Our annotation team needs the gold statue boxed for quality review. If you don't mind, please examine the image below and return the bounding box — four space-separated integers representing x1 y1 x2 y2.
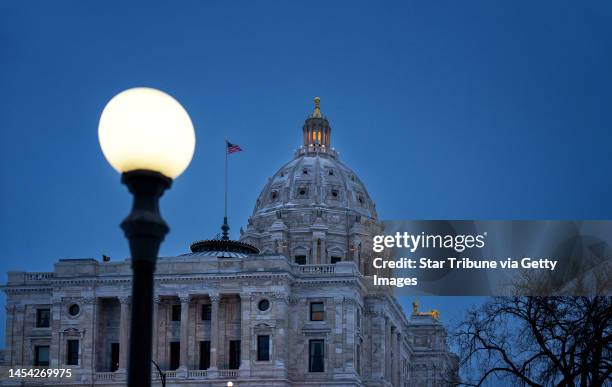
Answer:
412 300 440 320
312 96 322 118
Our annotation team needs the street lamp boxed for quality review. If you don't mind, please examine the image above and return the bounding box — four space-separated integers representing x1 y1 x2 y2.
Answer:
99 87 195 387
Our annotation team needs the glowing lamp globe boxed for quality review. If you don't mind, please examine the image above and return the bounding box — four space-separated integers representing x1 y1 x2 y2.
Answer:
98 87 195 179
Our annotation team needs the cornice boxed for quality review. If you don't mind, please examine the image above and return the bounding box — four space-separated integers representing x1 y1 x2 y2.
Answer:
3 287 53 295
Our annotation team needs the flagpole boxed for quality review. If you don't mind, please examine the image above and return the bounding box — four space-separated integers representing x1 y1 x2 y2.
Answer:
225 137 228 220
222 137 229 240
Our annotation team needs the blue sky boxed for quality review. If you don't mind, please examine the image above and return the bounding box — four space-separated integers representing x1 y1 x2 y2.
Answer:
1 0 611 353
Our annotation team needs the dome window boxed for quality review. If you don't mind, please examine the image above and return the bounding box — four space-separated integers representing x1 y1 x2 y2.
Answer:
302 169 308 175
357 195 364 205
297 187 308 197
270 191 279 200
328 169 334 176
331 189 339 198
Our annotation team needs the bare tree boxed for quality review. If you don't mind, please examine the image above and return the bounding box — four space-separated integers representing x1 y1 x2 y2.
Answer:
454 297 611 386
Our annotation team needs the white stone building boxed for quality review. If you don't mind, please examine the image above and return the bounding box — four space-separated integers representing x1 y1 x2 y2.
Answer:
1 98 458 386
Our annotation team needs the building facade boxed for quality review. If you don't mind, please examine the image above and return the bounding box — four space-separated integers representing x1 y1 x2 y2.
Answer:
1 99 458 386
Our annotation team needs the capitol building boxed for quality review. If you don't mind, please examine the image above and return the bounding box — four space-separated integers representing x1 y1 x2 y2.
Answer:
1 99 458 386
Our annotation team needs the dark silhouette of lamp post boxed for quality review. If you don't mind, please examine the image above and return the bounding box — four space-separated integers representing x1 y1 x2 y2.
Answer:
152 360 166 387
99 87 195 387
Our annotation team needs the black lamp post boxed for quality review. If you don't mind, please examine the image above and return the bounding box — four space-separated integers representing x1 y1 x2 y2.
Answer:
121 170 170 386
99 87 195 387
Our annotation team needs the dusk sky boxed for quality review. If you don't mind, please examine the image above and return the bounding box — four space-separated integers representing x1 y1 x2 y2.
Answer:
1 1 611 348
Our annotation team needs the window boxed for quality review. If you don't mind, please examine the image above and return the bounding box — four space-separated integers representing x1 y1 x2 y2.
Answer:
36 308 50 328
310 302 324 321
257 335 270 361
295 255 306 265
229 340 241 369
201 304 211 321
331 189 339 198
66 339 79 365
170 342 180 370
309 340 324 372
111 343 119 371
172 305 181 321
68 304 80 316
34 345 49 366
199 341 210 369
330 256 342 264
258 299 270 312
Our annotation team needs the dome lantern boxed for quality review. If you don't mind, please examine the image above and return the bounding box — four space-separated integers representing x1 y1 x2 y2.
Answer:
303 97 331 148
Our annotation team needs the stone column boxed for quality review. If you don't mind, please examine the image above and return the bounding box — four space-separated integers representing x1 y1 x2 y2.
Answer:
83 297 97 373
118 296 130 371
273 293 289 378
370 311 386 380
152 296 160 363
320 238 327 264
344 298 356 374
239 293 251 377
394 332 399 386
50 300 62 368
351 238 362 271
209 293 220 372
179 294 190 371
13 305 26 366
395 332 401 386
4 305 15 366
387 322 393 382
333 296 344 371
384 317 390 380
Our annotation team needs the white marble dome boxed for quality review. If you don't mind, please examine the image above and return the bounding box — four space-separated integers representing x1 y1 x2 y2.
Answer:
252 147 377 220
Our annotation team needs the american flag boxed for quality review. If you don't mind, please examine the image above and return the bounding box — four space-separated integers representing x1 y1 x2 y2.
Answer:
226 141 243 154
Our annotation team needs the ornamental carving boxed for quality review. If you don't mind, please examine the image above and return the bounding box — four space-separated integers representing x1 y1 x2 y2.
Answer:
272 292 288 301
